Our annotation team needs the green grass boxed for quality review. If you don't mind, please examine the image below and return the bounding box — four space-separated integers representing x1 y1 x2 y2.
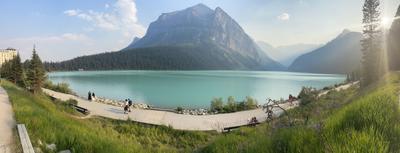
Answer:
2 81 215 153
323 74 400 153
6 72 400 153
202 73 400 153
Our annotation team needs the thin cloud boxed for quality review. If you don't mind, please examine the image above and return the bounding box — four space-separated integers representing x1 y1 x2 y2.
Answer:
277 13 290 21
64 9 80 16
0 33 93 61
64 0 145 37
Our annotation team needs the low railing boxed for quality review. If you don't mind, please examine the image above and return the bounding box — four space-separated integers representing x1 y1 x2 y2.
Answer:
17 124 34 153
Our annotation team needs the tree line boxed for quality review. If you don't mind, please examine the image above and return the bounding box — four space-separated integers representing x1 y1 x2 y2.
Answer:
44 45 267 71
1 47 46 94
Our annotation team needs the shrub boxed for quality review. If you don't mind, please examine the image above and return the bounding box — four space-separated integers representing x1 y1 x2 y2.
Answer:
211 96 258 113
43 80 73 94
243 96 257 110
298 87 318 106
210 98 224 113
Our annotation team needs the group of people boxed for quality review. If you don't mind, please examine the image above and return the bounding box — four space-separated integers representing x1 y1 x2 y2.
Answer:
88 91 96 101
248 117 259 126
124 99 133 114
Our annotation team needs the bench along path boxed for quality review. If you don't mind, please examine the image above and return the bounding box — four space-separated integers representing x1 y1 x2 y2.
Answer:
43 88 299 131
0 87 16 153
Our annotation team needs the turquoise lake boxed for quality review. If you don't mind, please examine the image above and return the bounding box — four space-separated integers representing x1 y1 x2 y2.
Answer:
48 71 345 108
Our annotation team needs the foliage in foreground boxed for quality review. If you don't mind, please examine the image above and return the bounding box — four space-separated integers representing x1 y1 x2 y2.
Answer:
3 81 214 153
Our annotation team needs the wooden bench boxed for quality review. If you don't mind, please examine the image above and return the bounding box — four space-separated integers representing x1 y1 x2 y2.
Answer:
222 122 261 133
70 104 90 115
17 124 35 153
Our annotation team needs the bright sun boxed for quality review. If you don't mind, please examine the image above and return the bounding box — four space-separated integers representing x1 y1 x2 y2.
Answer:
381 17 391 28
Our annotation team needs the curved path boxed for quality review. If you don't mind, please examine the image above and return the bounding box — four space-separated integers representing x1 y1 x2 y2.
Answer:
0 87 16 153
43 88 299 132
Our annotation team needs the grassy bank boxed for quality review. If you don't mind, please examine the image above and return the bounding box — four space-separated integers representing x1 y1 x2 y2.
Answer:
2 81 215 153
202 73 400 153
5 72 400 153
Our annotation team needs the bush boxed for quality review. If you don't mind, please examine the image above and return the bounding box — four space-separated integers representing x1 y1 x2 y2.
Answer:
176 106 183 113
43 80 73 94
243 96 257 110
210 98 224 113
211 96 258 113
298 87 318 106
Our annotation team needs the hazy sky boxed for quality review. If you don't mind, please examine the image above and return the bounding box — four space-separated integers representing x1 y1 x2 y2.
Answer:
0 0 399 61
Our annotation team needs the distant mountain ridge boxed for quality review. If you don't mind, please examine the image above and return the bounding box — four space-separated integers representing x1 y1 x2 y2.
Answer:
45 4 284 71
288 30 362 74
257 41 321 66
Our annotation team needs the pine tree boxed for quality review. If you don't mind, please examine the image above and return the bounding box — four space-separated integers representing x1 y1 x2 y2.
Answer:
26 47 46 94
361 0 383 87
10 54 26 87
0 59 12 81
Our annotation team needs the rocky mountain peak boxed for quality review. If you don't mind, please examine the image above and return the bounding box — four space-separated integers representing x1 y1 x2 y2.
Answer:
122 3 284 70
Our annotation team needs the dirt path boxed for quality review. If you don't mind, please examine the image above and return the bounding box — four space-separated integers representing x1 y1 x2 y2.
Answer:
0 87 16 153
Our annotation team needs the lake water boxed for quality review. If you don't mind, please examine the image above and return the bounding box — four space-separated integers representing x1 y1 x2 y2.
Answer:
48 71 345 108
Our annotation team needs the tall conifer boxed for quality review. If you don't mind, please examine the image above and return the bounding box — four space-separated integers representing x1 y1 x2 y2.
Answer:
361 0 383 86
26 46 46 93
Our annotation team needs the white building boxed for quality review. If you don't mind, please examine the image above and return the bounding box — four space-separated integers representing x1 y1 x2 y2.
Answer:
0 48 17 66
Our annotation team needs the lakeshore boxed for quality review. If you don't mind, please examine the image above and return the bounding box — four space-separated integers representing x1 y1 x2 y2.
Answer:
42 81 356 131
43 88 299 131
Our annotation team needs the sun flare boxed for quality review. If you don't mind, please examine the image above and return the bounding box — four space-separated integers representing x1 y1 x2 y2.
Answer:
381 17 392 28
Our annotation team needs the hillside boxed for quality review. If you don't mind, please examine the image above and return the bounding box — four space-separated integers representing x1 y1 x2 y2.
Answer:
2 81 215 153
288 30 362 74
46 4 284 71
202 73 400 152
6 70 400 152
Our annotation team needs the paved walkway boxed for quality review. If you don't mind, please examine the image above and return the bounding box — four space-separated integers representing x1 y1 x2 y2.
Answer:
44 81 357 132
318 81 359 97
0 87 16 153
43 88 299 132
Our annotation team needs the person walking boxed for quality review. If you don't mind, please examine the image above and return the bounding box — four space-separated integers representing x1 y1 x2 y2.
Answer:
92 92 96 101
128 99 133 112
124 99 129 114
88 91 92 101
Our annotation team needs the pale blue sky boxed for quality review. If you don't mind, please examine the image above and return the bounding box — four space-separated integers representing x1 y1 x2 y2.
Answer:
0 0 399 61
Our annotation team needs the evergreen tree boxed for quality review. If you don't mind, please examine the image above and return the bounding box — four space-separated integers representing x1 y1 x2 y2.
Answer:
10 54 26 87
26 47 46 94
0 59 13 81
361 0 383 87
